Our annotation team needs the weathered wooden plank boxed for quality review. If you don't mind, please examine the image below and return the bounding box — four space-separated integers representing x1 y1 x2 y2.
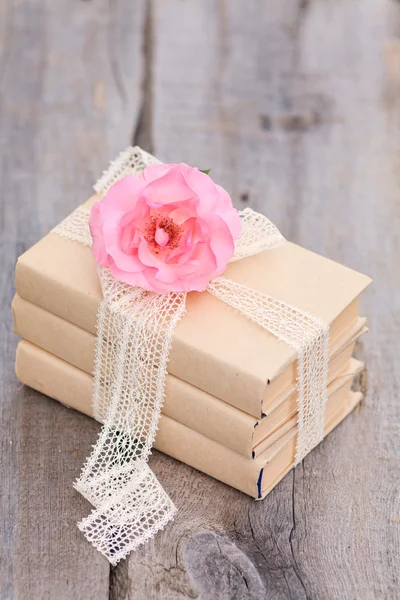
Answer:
0 0 146 597
3 0 400 598
117 0 400 598
283 2 400 598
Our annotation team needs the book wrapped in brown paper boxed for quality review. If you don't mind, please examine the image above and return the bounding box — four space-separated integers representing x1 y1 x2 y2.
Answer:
13 293 367 458
15 196 371 418
15 340 363 499
13 146 374 567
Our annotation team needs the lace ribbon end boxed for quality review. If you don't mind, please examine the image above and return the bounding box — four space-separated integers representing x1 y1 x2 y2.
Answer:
76 467 177 565
78 503 177 566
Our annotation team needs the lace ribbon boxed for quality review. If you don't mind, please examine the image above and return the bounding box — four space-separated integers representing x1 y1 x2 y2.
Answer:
52 147 329 564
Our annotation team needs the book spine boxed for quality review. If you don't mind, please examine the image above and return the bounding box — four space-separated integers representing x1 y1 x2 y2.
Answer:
15 340 262 497
15 240 265 417
13 295 256 458
15 340 363 500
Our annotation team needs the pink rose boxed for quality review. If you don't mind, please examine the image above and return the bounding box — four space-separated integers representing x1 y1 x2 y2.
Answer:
89 163 241 293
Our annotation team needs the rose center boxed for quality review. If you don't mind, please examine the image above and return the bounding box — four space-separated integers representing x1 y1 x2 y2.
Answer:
155 227 169 248
144 215 181 253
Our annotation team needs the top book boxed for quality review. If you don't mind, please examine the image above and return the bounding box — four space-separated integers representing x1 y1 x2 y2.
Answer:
15 195 371 418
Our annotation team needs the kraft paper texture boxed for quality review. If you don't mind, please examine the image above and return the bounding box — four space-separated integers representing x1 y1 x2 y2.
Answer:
15 196 371 417
15 340 363 499
13 293 366 458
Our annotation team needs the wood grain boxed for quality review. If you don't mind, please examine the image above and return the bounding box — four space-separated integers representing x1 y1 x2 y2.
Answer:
1 0 399 598
121 1 400 599
0 0 146 597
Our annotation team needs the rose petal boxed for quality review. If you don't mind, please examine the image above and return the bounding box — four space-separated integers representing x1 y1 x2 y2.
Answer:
89 202 109 267
109 258 154 290
141 163 175 184
101 175 145 213
141 170 198 208
206 215 235 274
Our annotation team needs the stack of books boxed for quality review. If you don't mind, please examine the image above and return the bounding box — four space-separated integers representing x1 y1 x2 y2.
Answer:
13 194 371 499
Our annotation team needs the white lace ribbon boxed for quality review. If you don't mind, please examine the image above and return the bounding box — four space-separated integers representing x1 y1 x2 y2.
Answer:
52 147 329 564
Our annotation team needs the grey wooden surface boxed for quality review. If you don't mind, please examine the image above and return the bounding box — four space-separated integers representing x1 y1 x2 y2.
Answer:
0 0 399 598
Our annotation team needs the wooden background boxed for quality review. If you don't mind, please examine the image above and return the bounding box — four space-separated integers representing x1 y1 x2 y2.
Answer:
1 0 399 598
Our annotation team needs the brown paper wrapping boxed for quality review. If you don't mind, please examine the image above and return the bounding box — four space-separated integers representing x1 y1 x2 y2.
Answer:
15 340 363 498
13 293 365 458
15 197 371 417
